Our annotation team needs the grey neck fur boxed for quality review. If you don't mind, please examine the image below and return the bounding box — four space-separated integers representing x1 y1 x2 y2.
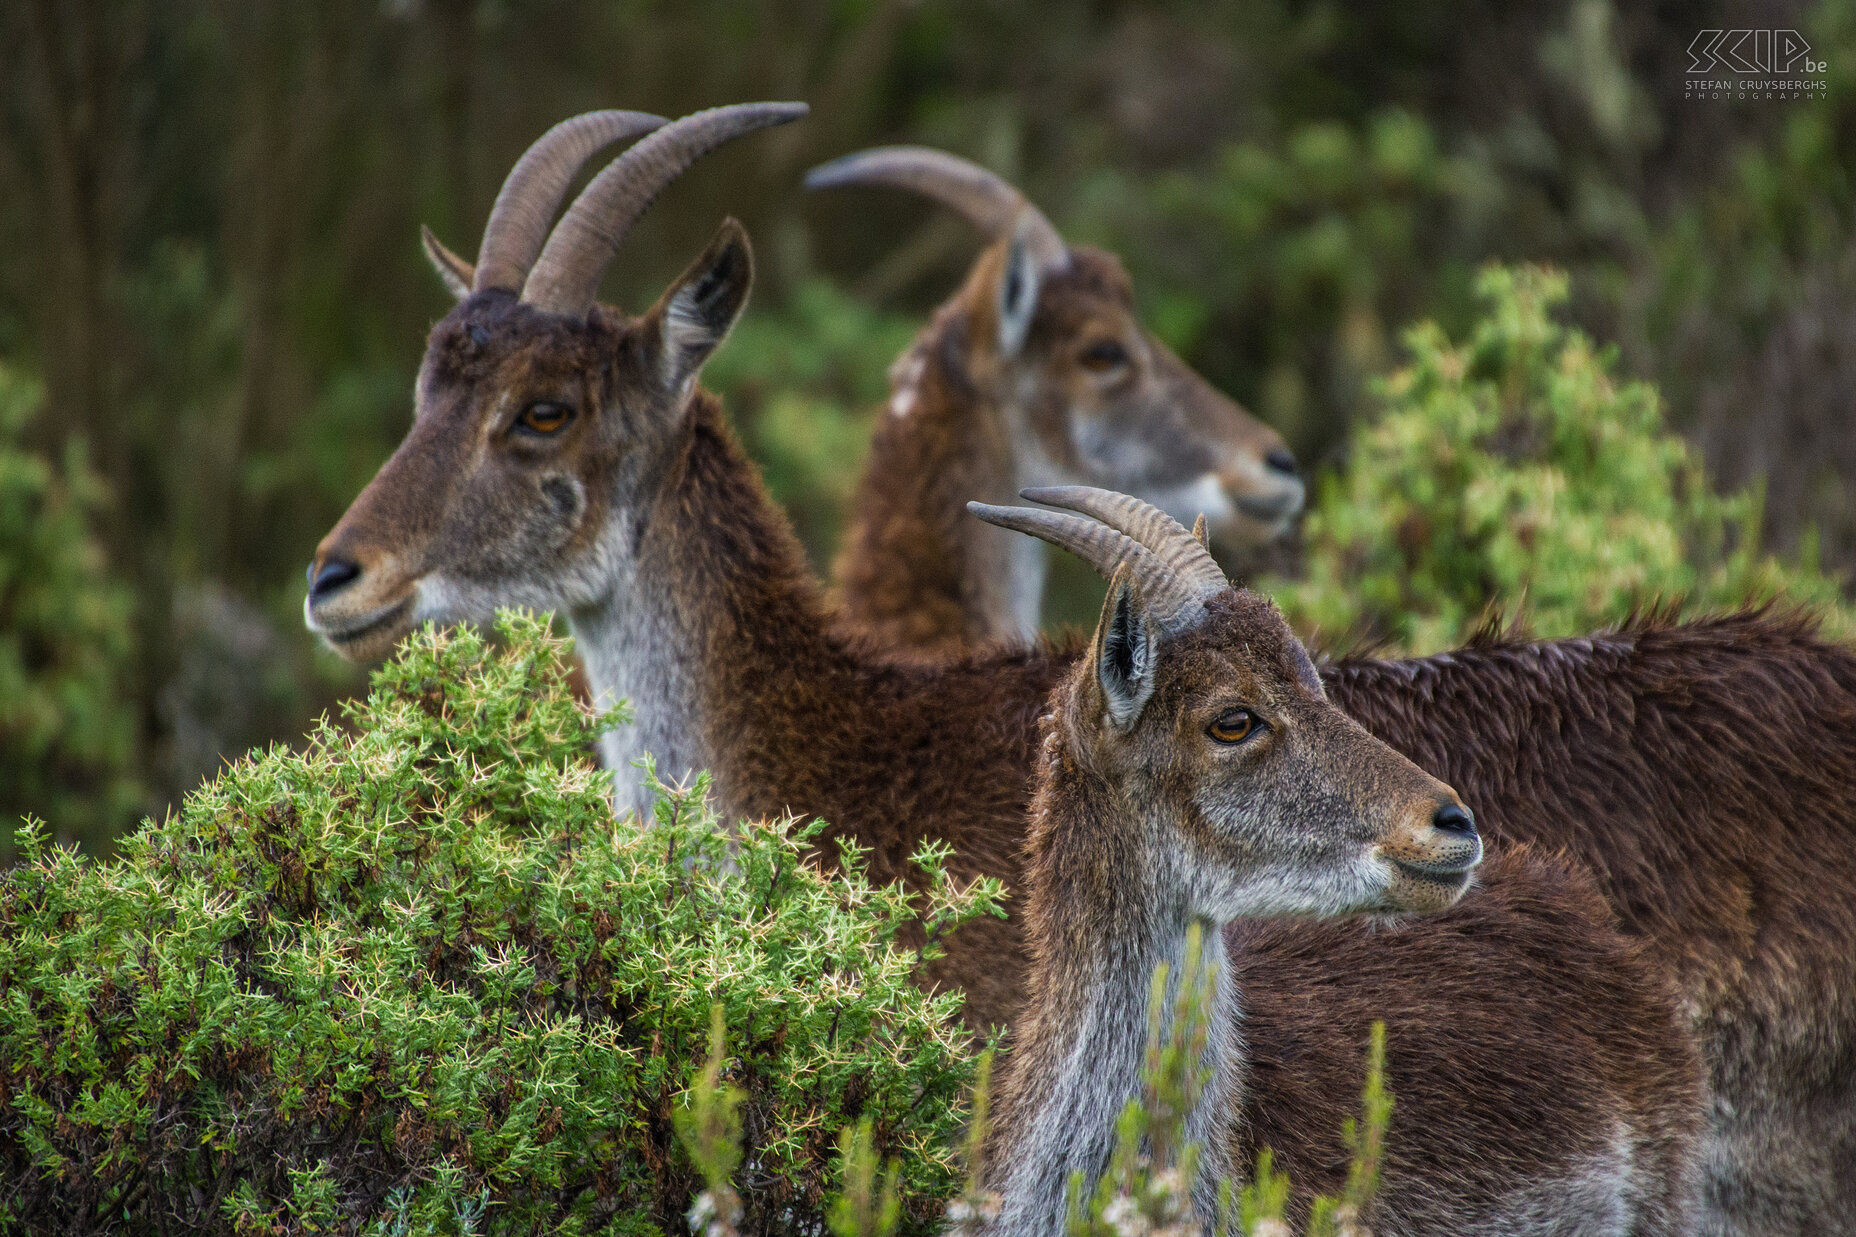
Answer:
568 512 713 820
969 379 1068 644
993 910 1240 1236
967 504 1049 647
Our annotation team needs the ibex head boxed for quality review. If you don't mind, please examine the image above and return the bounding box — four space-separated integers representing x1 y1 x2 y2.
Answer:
972 488 1480 917
810 148 1304 552
305 104 804 661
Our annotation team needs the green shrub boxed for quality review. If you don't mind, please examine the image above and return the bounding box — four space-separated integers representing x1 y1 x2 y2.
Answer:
0 613 995 1234
682 921 1391 1237
1270 264 1855 655
0 361 139 854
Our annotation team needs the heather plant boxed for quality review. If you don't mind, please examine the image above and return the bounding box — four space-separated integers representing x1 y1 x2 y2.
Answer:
1270 264 1855 655
0 360 139 856
0 612 997 1234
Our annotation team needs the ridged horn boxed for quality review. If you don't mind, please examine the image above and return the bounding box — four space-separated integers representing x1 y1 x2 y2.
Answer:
473 110 667 295
804 145 1068 270
1019 486 1228 598
522 102 809 317
966 500 1211 634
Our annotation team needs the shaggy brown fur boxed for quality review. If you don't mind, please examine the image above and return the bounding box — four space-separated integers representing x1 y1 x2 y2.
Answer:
1230 847 1702 1230
645 392 1059 1020
829 295 1004 655
816 244 1856 1226
1321 614 1856 1230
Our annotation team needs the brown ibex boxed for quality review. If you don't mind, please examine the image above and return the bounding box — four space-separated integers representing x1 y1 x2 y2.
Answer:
973 489 1700 1235
309 107 1856 1235
804 148 1303 654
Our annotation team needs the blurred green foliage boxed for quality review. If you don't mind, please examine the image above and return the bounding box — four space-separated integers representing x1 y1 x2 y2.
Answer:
706 278 918 566
1064 0 1856 580
1097 107 1494 450
1635 0 1856 568
0 613 995 1233
1270 265 1855 655
668 923 1393 1236
0 363 138 848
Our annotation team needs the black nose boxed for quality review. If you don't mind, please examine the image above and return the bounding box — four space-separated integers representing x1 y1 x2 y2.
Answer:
307 557 361 602
1264 446 1299 476
1433 802 1477 837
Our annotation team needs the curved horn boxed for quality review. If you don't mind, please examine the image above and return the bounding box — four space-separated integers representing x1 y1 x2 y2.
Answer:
804 145 1067 270
967 501 1210 633
1020 486 1228 598
522 102 809 317
473 110 667 295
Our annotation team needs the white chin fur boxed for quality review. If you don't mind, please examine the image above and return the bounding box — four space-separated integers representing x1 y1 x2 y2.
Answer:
1201 851 1394 920
413 574 556 628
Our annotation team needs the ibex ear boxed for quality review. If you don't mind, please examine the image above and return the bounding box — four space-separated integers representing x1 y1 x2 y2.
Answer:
995 220 1043 359
649 218 754 399
1092 563 1159 731
421 225 475 301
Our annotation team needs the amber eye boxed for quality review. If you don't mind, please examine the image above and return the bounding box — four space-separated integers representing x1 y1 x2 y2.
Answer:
1079 339 1130 372
515 401 575 436
1208 709 1264 745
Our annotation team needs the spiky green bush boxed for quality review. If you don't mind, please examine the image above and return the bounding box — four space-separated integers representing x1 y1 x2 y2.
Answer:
0 613 994 1234
0 360 138 853
1270 264 1855 655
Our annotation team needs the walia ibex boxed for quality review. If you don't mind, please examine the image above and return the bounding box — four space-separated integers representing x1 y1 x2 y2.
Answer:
308 106 1856 1235
805 147 1303 653
973 488 1700 1236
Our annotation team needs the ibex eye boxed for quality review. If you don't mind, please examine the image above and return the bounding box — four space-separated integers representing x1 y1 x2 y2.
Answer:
1079 340 1129 372
515 401 574 436
1208 709 1264 745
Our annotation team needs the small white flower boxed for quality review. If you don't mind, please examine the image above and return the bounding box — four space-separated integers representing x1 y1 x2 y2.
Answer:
944 1189 1003 1232
686 1190 742 1237
1102 1193 1151 1237
1148 1167 1187 1216
1333 1203 1371 1237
